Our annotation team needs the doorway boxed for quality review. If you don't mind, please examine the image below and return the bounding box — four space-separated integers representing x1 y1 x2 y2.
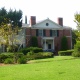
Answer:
48 44 51 49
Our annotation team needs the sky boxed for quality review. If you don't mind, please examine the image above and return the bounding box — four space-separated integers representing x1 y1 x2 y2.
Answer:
0 0 80 29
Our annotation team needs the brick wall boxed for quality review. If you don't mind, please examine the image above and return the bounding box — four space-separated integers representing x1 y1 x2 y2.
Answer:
46 30 50 37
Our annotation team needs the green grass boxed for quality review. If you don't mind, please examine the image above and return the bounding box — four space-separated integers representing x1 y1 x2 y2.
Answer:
0 56 80 80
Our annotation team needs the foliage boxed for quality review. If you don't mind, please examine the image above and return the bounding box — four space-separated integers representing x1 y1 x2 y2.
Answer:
0 7 22 27
26 52 53 60
61 36 68 50
4 58 13 64
58 50 74 56
7 45 18 52
31 36 38 47
72 30 78 48
0 22 20 53
74 13 80 30
0 53 14 63
20 47 43 55
17 56 26 64
72 41 80 57
74 13 80 41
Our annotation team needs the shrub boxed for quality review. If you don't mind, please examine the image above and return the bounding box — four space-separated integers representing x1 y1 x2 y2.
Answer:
72 41 80 57
4 58 13 64
7 45 18 52
0 53 14 63
26 52 53 60
61 36 68 50
31 36 38 47
20 47 43 55
18 56 26 64
58 50 74 56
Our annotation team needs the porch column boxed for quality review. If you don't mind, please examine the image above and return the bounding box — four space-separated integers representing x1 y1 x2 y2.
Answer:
53 39 54 50
44 39 46 50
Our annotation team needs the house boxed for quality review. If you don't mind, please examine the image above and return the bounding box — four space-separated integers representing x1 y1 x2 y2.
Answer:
21 16 72 53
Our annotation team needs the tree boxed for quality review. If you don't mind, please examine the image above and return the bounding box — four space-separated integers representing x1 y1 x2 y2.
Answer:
0 21 21 63
31 36 38 47
61 36 68 51
72 30 78 48
74 13 80 30
0 7 22 28
72 41 80 57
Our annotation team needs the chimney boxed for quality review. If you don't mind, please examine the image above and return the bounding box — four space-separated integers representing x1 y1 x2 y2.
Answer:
25 16 27 24
58 17 63 26
30 16 36 25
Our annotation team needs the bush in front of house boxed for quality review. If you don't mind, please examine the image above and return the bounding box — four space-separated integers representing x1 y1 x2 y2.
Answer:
17 56 27 64
58 50 74 56
4 58 14 64
20 47 43 55
7 45 18 52
26 52 53 60
31 36 38 47
0 53 14 63
61 36 68 50
72 41 80 57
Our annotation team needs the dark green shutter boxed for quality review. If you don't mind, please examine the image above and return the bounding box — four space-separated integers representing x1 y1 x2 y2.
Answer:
43 30 46 36
36 29 38 36
50 30 52 37
57 30 59 37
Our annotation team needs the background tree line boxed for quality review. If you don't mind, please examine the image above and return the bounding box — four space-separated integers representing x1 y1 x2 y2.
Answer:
0 7 22 28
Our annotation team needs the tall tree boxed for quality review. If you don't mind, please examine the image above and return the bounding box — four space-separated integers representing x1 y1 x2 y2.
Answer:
0 7 23 28
74 13 80 41
74 13 80 30
0 21 20 62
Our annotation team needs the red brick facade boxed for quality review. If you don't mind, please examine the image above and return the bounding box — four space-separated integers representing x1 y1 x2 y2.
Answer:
25 16 72 53
26 28 72 51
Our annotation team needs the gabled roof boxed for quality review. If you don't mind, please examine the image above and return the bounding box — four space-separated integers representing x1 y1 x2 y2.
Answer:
22 18 71 30
31 18 63 30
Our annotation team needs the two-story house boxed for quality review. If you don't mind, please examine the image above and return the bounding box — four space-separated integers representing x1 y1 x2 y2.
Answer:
22 16 72 53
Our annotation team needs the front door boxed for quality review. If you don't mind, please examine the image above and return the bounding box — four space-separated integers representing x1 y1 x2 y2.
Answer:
48 44 51 49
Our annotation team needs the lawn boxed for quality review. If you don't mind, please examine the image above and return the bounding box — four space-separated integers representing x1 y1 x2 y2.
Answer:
0 56 80 80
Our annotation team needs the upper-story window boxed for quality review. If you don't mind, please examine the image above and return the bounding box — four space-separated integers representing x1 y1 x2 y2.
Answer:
38 29 43 36
50 30 57 37
36 29 46 37
46 23 49 26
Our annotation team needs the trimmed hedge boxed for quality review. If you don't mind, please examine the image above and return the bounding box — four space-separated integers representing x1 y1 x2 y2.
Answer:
0 52 24 63
26 52 53 60
4 58 14 64
58 50 74 56
20 47 43 55
0 53 14 63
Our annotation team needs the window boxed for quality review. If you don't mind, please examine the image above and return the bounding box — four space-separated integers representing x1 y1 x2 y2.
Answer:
52 30 57 36
46 23 49 26
50 30 57 37
38 29 43 36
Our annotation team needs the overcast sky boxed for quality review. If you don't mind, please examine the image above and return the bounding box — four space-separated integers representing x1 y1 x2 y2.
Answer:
0 0 80 29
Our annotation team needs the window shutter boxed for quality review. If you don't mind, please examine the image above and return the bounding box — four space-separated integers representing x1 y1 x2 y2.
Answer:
36 29 38 36
57 30 59 37
50 30 52 37
43 30 46 36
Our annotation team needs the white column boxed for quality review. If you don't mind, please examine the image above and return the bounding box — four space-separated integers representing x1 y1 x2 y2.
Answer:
53 39 54 50
45 39 46 50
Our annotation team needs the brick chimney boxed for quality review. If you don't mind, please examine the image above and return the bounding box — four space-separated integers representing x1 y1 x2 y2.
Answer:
30 16 36 25
58 17 63 26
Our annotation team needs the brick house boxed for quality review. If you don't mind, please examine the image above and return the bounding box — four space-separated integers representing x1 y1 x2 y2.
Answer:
22 16 72 53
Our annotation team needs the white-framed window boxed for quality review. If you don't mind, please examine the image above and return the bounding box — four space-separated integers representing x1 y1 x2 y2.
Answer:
50 30 57 37
38 29 43 36
52 30 57 36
